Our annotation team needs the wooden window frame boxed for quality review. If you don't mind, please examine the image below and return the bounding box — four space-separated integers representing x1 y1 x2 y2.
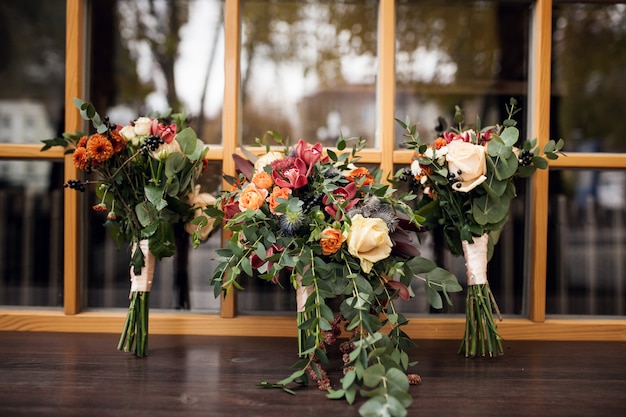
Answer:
0 0 624 341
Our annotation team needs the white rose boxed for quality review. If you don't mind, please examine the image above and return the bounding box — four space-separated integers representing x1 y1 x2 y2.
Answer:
119 125 136 141
347 214 393 273
446 140 487 192
134 117 152 137
254 151 284 172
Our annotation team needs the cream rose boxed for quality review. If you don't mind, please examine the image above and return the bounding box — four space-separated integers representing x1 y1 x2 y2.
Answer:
446 140 487 192
134 117 152 137
119 125 136 142
346 214 393 273
184 185 217 241
254 151 284 173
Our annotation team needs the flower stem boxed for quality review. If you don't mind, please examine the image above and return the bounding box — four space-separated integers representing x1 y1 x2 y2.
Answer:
458 284 503 358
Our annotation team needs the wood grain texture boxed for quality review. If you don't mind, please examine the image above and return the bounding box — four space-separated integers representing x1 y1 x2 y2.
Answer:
528 0 553 323
0 312 624 341
0 332 624 417
63 0 84 316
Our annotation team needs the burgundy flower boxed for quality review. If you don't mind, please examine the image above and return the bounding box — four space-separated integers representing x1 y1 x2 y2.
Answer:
150 119 177 144
250 243 284 271
443 130 472 143
271 157 309 189
295 139 323 175
390 228 421 258
386 280 410 301
222 202 241 220
323 182 358 219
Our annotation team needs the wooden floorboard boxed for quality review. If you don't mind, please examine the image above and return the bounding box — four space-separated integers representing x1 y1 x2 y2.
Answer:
0 332 625 417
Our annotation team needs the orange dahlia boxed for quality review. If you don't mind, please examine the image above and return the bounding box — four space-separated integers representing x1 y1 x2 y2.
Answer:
72 147 90 171
346 167 375 185
108 130 127 153
86 134 115 163
77 135 89 148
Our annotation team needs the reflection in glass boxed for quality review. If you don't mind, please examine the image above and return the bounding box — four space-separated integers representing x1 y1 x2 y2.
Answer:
395 0 531 149
90 0 225 144
85 0 225 311
0 160 64 307
241 0 378 147
0 0 66 144
551 3 626 153
547 169 626 316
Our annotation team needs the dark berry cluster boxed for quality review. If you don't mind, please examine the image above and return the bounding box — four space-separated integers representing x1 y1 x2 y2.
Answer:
519 149 534 166
140 135 164 156
64 179 86 192
302 193 323 213
398 168 421 189
103 116 116 132
448 169 463 189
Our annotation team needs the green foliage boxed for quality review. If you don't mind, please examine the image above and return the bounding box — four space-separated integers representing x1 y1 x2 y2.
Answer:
211 134 461 417
40 99 209 273
397 99 565 249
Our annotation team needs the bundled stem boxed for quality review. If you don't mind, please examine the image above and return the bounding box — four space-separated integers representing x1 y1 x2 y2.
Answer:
458 283 503 358
117 291 150 357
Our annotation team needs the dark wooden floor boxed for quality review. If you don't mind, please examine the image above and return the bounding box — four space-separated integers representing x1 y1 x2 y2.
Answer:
0 332 625 417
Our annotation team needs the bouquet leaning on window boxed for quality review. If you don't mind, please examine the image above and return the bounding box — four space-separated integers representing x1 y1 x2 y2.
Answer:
397 99 564 358
207 133 462 417
41 99 216 357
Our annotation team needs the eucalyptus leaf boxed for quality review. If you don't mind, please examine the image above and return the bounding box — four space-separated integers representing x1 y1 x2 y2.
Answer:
144 184 168 211
175 127 199 156
164 152 186 176
362 363 385 387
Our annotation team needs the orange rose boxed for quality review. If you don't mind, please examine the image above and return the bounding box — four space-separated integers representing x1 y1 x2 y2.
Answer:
266 186 291 214
252 171 274 189
320 227 347 255
238 183 268 211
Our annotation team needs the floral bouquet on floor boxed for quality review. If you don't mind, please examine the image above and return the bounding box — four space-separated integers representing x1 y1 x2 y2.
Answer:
208 132 461 417
41 98 216 357
397 98 564 358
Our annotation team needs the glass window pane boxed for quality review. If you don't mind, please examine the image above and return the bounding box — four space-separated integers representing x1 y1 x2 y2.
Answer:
0 0 65 144
85 0 225 311
0 160 64 307
551 3 626 153
547 169 626 316
241 0 378 148
90 0 224 145
395 0 531 149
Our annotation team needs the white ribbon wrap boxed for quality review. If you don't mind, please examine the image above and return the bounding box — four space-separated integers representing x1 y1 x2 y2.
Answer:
462 234 489 286
130 240 155 293
296 274 314 313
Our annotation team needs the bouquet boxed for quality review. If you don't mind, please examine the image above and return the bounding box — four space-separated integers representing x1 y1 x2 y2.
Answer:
208 132 461 417
42 99 216 357
397 98 564 358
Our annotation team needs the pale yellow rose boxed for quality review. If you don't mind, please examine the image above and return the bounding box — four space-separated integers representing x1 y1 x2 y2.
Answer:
254 151 284 173
184 185 217 241
346 214 393 273
446 140 487 192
